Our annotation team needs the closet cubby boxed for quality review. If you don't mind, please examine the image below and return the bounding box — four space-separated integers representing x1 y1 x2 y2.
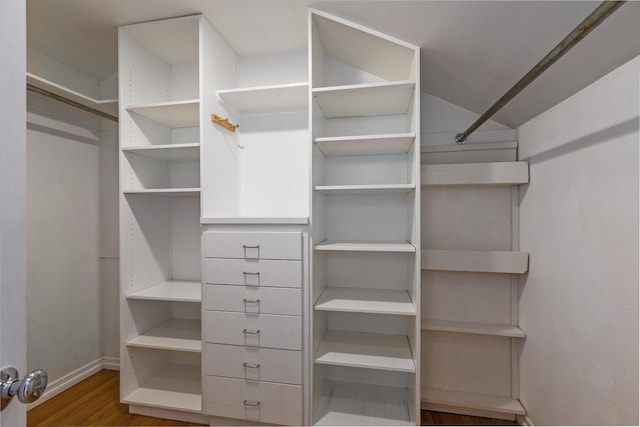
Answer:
119 15 206 421
420 142 528 420
310 10 421 425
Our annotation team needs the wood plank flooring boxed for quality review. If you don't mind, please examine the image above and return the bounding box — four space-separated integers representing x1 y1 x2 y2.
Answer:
28 370 515 426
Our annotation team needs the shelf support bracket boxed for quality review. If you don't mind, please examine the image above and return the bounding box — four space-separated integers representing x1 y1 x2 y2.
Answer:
211 114 239 132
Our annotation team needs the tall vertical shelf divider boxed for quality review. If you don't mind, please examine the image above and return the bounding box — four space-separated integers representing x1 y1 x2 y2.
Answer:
119 15 207 424
309 10 421 425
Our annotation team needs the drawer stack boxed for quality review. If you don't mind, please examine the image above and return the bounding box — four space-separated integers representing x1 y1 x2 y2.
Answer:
203 231 303 425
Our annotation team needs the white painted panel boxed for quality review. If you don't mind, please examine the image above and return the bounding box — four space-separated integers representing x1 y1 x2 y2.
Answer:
206 376 302 425
323 153 409 185
421 331 512 396
322 113 411 138
313 81 415 118
205 312 302 350
422 187 513 251
421 162 528 186
171 197 201 281
422 249 528 274
204 285 301 316
239 51 308 88
204 231 301 260
239 111 309 217
323 251 411 290
422 271 512 324
206 344 302 384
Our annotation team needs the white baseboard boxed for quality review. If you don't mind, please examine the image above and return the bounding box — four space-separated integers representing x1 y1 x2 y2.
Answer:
27 356 120 410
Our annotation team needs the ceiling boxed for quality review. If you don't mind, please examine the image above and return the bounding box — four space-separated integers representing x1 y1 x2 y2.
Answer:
27 0 640 128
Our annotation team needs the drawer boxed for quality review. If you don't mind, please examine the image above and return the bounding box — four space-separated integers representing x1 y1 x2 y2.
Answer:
205 285 301 316
205 311 301 350
206 376 302 425
206 344 302 385
205 231 302 260
205 258 301 288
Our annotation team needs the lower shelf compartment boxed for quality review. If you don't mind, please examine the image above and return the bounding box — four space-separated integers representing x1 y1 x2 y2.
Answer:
122 364 202 413
315 381 413 426
421 387 525 416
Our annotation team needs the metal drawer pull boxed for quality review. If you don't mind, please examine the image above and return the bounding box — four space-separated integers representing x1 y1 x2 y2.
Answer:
243 298 260 303
242 362 260 369
242 272 260 276
242 244 260 259
243 329 260 334
243 399 260 407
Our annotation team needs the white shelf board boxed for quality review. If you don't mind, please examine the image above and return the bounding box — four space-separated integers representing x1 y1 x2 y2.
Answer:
315 184 415 195
123 188 201 197
27 73 118 117
421 141 518 154
421 319 525 338
422 249 528 274
313 81 415 118
126 281 201 302
217 82 308 113
315 287 416 316
315 240 415 253
200 217 309 225
315 133 415 157
127 318 202 352
122 364 202 413
315 330 415 373
126 99 199 127
422 388 525 416
315 381 412 426
421 162 529 186
122 143 200 161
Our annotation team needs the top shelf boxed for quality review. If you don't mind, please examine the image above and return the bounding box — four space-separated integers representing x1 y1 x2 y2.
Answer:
126 99 199 127
421 162 529 186
217 83 308 113
313 81 415 118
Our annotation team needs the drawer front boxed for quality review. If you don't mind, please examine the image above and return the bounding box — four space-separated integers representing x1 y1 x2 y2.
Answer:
206 376 302 425
205 231 302 260
205 258 301 288
205 285 301 316
206 344 302 385
205 311 301 350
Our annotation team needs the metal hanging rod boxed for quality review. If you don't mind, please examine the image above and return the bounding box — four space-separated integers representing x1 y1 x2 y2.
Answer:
26 84 119 123
455 0 625 144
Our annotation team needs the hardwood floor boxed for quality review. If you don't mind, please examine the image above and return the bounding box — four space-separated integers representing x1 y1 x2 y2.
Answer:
28 370 515 426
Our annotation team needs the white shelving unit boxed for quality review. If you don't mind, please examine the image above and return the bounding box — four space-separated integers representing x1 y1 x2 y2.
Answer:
310 9 421 426
217 82 308 113
119 15 206 424
420 142 528 420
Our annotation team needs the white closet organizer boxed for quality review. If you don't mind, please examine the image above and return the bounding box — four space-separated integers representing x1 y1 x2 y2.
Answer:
310 10 421 426
119 15 206 424
420 141 529 420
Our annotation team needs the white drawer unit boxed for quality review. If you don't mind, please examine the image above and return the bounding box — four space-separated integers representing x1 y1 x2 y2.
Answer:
204 231 302 260
206 343 302 385
205 311 302 350
206 377 302 426
204 285 302 316
204 258 302 288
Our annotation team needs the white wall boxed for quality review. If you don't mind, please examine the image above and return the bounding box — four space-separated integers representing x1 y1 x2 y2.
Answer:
517 55 639 426
26 94 103 381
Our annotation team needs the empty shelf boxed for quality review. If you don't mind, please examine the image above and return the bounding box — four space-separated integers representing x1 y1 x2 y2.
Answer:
422 388 525 416
315 330 415 373
313 81 415 118
422 249 528 274
315 184 415 195
126 99 199 127
315 240 415 253
315 381 412 426
126 281 201 302
122 364 201 413
315 288 416 316
421 162 529 186
421 319 525 338
127 318 202 352
123 188 201 197
315 133 415 157
217 82 308 113
122 143 200 161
